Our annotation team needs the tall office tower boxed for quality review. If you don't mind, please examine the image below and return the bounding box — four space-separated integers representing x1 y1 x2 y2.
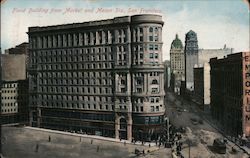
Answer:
170 34 185 94
28 14 165 141
184 30 198 90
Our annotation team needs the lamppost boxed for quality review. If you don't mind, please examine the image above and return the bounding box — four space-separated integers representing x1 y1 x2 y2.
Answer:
164 117 170 142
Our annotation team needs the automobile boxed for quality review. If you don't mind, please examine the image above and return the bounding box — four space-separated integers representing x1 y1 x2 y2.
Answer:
190 118 198 125
177 108 182 112
213 138 226 154
177 127 186 133
198 119 203 124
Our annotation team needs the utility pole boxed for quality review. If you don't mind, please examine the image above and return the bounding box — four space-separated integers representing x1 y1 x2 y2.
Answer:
188 139 191 158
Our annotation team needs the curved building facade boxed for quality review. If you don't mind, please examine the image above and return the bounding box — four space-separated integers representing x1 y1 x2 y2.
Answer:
28 14 165 141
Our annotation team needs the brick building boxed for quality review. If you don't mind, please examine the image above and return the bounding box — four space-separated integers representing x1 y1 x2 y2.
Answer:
210 52 250 137
27 14 165 141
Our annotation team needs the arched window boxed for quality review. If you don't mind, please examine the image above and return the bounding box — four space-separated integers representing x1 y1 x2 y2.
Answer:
152 79 158 84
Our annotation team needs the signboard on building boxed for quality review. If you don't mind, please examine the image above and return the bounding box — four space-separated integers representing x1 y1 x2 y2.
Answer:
242 52 250 137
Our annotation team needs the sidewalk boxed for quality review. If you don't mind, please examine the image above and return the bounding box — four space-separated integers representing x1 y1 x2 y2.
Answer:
25 126 158 148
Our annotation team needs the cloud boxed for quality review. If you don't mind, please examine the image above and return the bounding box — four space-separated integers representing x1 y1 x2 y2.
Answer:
1 1 249 60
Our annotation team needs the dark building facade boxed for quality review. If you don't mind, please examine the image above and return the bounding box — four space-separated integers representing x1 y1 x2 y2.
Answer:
184 30 198 91
164 60 170 93
28 15 165 141
210 52 250 137
193 67 204 106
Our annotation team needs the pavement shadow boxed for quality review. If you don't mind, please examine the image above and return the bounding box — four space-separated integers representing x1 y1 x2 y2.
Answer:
207 145 226 155
207 145 216 153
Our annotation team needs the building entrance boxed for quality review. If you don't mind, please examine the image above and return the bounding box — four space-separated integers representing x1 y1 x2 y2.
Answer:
119 118 127 140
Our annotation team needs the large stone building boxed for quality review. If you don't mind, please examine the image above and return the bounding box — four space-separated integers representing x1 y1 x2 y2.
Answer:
5 42 29 71
184 30 199 91
193 46 233 111
170 34 185 94
198 45 233 65
28 14 165 141
1 53 28 124
210 52 250 137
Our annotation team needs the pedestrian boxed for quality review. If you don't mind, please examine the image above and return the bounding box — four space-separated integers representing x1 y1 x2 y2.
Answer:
142 149 145 154
124 141 126 146
80 137 81 142
48 135 51 142
149 143 151 148
35 144 39 153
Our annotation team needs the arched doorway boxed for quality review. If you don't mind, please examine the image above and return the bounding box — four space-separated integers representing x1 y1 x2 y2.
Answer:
119 117 127 140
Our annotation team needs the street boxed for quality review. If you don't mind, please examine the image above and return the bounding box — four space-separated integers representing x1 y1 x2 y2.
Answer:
165 91 249 158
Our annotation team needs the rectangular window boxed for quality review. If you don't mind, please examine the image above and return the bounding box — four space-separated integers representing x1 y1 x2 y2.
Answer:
139 28 143 34
152 88 158 93
155 36 158 42
149 44 154 50
155 45 158 50
150 53 154 59
155 53 158 59
149 36 153 41
140 53 143 59
150 106 154 112
137 88 142 93
156 106 159 112
150 98 154 103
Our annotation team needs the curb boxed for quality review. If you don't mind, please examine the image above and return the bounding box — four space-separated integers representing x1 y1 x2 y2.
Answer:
24 126 157 147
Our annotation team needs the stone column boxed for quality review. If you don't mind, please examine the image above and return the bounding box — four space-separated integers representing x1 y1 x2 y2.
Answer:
127 73 131 96
63 34 66 47
29 110 33 126
37 107 41 127
115 73 119 92
68 34 72 46
79 33 82 46
43 36 46 48
144 73 147 94
127 113 132 141
58 34 61 47
48 36 51 48
132 73 135 93
115 113 119 139
160 73 164 93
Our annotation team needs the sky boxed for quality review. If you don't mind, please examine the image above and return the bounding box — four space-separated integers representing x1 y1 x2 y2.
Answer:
1 0 249 60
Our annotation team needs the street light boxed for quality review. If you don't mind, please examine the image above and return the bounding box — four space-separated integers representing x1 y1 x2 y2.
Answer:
164 117 170 142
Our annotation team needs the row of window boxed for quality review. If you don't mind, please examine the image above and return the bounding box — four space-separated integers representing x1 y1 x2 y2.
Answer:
30 29 127 49
39 71 111 78
39 78 112 85
1 108 17 113
42 110 115 122
32 53 114 64
1 90 17 93
1 102 18 106
34 62 114 70
36 86 113 94
37 71 159 78
1 96 17 100
1 83 17 88
36 101 115 111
